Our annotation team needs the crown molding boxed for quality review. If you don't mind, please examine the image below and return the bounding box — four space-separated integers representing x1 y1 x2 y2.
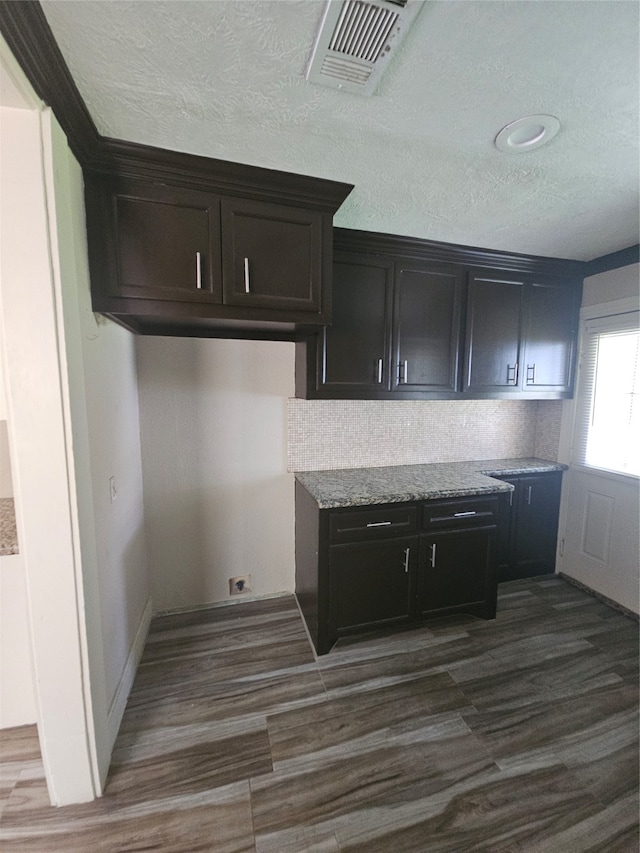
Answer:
585 244 639 277
334 227 587 278
0 0 100 165
0 1 353 212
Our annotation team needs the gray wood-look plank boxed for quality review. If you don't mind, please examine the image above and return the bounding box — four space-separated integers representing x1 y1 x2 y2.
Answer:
0 577 637 852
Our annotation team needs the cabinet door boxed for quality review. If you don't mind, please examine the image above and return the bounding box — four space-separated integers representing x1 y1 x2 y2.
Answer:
329 536 418 635
317 253 393 395
391 262 463 393
418 527 497 619
522 281 578 394
221 198 323 314
113 184 221 302
512 473 562 577
463 273 524 392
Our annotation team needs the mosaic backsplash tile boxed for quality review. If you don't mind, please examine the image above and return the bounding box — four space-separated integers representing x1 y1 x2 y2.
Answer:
534 400 563 461
288 399 561 472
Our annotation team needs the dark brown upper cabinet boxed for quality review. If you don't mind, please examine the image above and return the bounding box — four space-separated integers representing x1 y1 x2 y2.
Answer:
313 252 394 396
391 261 463 394
298 243 463 400
220 197 323 314
297 228 584 401
463 272 525 393
95 179 222 304
522 280 579 393
463 271 580 398
83 147 352 340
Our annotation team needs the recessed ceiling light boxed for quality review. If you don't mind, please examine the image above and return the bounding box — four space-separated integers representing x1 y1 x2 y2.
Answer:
495 115 561 153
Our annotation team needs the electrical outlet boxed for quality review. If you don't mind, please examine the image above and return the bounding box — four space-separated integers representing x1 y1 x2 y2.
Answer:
229 575 252 595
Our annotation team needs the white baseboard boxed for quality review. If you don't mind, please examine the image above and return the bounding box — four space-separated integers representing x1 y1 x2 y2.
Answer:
106 596 152 749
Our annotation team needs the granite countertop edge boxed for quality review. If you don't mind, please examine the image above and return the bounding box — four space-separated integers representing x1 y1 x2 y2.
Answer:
295 458 567 509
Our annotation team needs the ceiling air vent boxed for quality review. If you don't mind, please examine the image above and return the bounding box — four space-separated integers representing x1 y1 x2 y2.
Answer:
305 0 423 96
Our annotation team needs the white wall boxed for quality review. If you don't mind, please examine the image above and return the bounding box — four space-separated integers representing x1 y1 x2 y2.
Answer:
137 337 294 612
45 115 151 762
0 35 150 803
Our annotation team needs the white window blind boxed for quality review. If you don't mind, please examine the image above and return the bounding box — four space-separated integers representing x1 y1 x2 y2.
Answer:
574 311 640 477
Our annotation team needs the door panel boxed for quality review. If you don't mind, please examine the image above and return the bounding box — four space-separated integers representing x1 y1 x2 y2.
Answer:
392 263 462 392
116 196 217 300
464 274 524 391
329 536 417 634
418 527 496 618
561 468 639 611
221 198 322 312
523 281 578 393
319 253 393 393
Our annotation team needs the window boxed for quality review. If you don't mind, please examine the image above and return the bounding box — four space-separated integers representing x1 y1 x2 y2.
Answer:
575 311 639 477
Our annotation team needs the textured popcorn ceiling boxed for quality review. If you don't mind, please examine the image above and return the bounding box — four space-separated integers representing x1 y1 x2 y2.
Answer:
41 0 639 261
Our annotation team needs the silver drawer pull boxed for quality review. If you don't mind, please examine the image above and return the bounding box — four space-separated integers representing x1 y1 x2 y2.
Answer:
366 520 392 527
453 511 477 518
403 547 410 573
196 252 202 289
429 543 437 568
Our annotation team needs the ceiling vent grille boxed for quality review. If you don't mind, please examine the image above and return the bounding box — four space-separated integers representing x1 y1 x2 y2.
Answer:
306 0 423 96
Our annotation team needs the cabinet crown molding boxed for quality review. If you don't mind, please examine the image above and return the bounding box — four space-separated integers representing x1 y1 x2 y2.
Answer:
334 228 587 278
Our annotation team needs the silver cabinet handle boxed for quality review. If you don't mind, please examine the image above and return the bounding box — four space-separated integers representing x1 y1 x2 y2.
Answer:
366 520 392 527
403 360 408 383
398 360 409 384
243 257 250 293
429 543 437 568
526 364 536 384
507 363 518 384
454 511 477 518
403 547 410 573
377 358 383 384
526 485 532 505
196 252 202 289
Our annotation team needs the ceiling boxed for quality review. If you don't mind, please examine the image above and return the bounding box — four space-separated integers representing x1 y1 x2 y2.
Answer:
40 0 639 262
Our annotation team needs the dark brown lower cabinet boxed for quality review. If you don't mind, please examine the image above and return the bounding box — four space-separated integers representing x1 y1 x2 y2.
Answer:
418 527 497 620
496 471 563 581
296 483 500 655
329 537 418 635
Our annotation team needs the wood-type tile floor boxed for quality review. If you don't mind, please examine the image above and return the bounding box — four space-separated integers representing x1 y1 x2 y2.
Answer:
1 575 638 852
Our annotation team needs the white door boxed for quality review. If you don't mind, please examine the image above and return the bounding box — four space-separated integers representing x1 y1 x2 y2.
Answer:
558 305 639 613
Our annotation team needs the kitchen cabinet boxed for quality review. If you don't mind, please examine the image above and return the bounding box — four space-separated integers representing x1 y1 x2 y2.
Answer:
295 484 499 655
463 271 579 397
296 228 583 401
329 536 418 635
84 157 352 339
89 179 222 304
496 471 563 581
298 249 463 399
314 252 394 395
418 497 498 619
220 197 323 314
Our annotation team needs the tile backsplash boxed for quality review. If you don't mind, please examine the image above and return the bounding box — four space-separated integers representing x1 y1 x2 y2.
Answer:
288 399 563 472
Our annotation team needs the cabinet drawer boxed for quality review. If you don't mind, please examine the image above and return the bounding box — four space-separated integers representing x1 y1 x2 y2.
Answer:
329 504 417 543
422 497 499 530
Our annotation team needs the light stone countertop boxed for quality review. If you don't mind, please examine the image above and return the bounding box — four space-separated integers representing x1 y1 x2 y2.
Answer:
295 457 567 509
0 498 18 556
